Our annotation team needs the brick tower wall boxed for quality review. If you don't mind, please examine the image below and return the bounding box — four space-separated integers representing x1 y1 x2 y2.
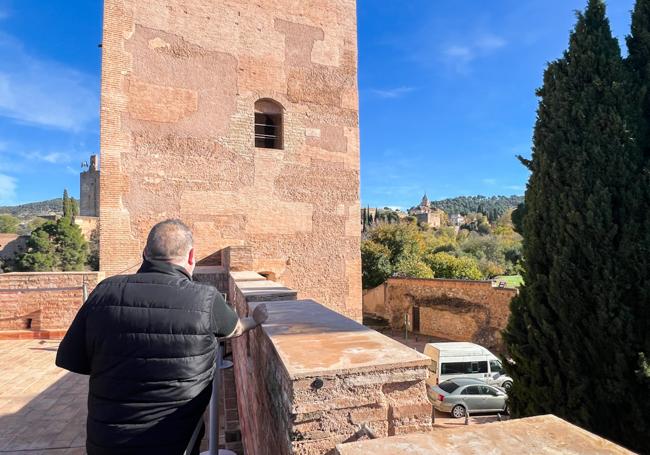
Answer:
99 0 361 318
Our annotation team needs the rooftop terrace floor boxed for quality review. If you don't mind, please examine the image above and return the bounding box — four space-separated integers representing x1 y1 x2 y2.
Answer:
0 339 86 454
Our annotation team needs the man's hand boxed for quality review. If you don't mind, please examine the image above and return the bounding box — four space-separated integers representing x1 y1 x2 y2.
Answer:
252 304 268 325
225 304 269 338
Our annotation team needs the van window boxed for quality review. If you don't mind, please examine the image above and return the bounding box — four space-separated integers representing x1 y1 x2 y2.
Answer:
441 362 469 375
428 360 438 374
441 361 488 375
490 359 503 374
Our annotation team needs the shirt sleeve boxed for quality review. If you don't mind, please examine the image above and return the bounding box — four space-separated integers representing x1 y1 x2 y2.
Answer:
211 291 240 337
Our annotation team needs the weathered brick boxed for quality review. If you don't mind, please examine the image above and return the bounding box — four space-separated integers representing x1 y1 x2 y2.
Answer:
99 0 362 320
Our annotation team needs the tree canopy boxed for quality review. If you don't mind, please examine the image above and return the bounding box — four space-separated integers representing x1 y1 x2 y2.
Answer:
504 1 649 450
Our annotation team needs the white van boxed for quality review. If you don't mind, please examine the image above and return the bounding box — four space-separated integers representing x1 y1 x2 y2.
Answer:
424 342 513 391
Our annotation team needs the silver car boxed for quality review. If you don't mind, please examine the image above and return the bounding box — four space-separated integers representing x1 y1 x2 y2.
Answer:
427 377 508 418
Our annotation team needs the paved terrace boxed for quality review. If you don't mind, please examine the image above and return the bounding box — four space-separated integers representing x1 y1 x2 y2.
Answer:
0 339 245 454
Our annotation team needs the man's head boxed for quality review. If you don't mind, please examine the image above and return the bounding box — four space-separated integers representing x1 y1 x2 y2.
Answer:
144 219 196 275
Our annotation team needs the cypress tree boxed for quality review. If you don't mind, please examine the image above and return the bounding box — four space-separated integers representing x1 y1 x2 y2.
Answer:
626 1 650 450
504 1 648 451
62 189 71 219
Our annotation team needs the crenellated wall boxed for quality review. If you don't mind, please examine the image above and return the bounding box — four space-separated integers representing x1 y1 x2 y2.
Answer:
229 272 432 455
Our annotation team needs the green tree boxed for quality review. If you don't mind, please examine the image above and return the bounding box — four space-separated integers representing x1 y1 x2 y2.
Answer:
511 203 526 235
19 217 88 271
424 252 482 280
367 223 424 266
624 0 650 448
504 1 649 451
62 189 79 219
361 240 393 289
393 256 433 279
0 214 20 233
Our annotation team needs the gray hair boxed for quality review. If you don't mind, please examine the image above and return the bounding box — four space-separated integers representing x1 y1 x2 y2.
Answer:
144 219 193 261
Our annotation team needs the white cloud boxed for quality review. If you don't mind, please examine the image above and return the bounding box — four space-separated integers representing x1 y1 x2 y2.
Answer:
442 34 508 73
504 185 525 192
482 178 497 185
370 86 416 99
444 45 474 61
0 32 98 131
40 152 71 164
475 34 507 52
0 173 16 204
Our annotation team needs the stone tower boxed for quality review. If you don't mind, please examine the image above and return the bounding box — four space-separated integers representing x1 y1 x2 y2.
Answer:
99 0 361 317
80 155 99 217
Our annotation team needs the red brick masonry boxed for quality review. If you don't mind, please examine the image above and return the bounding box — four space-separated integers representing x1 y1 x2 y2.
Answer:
0 272 104 336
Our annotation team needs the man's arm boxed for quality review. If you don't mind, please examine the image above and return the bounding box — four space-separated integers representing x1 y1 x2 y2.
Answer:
211 292 269 338
55 301 91 375
224 304 268 338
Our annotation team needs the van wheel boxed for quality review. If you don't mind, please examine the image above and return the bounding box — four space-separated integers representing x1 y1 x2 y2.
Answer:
451 405 466 419
502 381 513 392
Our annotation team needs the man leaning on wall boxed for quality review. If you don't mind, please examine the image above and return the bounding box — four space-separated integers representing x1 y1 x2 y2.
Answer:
56 219 268 455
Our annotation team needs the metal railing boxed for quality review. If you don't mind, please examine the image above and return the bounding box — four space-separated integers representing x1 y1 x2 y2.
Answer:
184 342 235 455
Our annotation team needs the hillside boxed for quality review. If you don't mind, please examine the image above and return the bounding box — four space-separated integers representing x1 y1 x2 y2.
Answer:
430 195 524 216
0 198 63 218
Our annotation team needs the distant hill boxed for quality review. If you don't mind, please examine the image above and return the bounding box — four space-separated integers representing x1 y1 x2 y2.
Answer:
0 198 63 218
430 195 524 216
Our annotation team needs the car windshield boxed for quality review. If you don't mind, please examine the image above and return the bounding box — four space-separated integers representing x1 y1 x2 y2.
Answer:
438 381 459 393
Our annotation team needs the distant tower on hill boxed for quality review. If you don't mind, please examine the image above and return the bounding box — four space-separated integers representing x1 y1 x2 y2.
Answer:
80 155 99 217
420 193 430 209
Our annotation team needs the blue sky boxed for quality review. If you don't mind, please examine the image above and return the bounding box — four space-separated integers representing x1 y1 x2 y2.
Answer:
0 0 637 209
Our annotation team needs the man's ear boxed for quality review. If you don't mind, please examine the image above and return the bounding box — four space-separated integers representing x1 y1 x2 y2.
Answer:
188 248 195 266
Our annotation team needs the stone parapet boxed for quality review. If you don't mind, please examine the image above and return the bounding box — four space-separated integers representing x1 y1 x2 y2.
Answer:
229 272 432 455
0 271 105 333
335 415 634 455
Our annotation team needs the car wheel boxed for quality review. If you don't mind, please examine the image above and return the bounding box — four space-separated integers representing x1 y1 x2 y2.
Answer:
502 381 513 392
451 405 466 419
503 404 510 415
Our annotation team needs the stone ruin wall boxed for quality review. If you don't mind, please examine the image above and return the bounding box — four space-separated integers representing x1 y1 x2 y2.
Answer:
100 0 362 319
364 278 517 353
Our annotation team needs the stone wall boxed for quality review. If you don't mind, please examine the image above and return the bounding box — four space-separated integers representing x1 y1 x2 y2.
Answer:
0 272 104 333
364 278 517 353
0 234 27 262
99 0 362 320
361 285 386 319
229 272 432 455
336 415 634 455
74 216 99 242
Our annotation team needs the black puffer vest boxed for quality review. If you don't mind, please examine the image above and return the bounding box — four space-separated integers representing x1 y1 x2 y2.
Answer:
57 260 218 455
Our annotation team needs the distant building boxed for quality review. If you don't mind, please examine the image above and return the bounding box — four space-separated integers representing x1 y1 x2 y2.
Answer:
409 194 443 228
409 193 431 216
80 155 99 217
450 213 465 226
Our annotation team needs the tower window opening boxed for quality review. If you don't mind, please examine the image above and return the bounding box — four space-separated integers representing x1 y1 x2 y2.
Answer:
254 99 283 150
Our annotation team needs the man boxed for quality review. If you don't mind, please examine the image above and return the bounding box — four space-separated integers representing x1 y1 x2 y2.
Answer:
56 219 268 454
